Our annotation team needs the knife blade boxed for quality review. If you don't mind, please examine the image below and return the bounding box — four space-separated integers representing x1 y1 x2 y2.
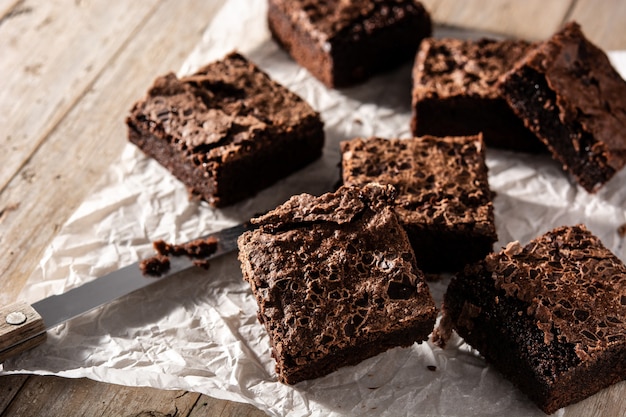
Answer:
0 221 255 363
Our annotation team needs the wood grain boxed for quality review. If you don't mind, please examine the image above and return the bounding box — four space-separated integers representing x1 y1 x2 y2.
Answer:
0 374 28 414
421 0 572 40
0 0 164 193
188 395 267 417
563 381 626 417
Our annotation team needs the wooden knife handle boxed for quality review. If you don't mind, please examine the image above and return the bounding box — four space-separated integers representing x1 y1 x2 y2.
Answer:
0 301 47 363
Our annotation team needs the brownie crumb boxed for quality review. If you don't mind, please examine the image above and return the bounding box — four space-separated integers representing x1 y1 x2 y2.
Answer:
139 254 171 277
618 223 626 237
154 236 218 258
427 365 437 372
192 259 211 270
140 236 219 276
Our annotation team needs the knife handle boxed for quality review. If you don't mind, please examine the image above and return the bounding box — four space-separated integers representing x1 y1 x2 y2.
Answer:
0 301 47 363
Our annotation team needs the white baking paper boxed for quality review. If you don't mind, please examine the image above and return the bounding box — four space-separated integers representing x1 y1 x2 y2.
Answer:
3 1 626 416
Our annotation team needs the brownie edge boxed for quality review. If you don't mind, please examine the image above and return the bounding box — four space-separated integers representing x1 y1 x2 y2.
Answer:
411 37 545 153
268 0 432 88
439 224 626 413
499 22 626 192
238 183 437 384
126 52 324 207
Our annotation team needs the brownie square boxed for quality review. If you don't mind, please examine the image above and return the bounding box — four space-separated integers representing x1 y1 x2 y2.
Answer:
438 225 626 414
499 22 626 192
238 184 437 384
268 0 432 88
411 38 545 153
341 135 497 272
126 52 324 207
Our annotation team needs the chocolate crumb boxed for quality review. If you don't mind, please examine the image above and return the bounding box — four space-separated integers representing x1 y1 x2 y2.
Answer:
139 254 170 276
427 365 437 371
141 236 219 275
153 236 218 258
192 259 211 270
618 223 626 237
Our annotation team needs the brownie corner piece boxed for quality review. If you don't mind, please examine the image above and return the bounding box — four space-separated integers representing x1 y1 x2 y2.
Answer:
441 224 626 413
410 37 544 153
268 0 432 88
237 183 437 384
341 135 497 272
126 52 324 207
499 21 626 192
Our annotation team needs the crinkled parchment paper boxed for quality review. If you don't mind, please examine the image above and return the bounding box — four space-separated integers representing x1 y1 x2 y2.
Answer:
3 1 626 416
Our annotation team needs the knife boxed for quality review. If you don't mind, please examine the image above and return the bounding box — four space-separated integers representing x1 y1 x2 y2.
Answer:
0 221 254 363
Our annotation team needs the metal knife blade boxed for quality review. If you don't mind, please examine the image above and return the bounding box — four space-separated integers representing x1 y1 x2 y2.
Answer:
0 221 255 363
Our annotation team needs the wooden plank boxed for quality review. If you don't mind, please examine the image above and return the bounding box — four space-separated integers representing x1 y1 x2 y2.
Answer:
421 0 573 40
563 381 626 417
1 375 200 416
0 374 29 414
566 0 626 50
0 0 226 306
0 0 161 193
189 395 267 417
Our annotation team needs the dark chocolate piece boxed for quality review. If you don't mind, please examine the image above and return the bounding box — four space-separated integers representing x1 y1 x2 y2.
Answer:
341 135 497 272
140 236 220 276
154 236 218 258
268 0 432 88
499 22 626 192
411 38 544 153
127 52 324 207
440 224 626 414
238 183 437 384
139 254 170 277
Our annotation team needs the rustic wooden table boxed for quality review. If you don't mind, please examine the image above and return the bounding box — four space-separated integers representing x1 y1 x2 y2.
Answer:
1 1 625 416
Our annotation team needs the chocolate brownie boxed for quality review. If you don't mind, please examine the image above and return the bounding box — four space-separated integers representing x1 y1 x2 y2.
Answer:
439 225 626 414
499 22 626 192
411 38 544 153
126 52 324 207
238 184 437 384
341 135 497 272
268 0 432 88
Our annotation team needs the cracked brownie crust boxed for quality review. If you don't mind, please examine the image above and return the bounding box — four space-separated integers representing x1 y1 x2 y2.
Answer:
341 135 497 272
238 184 437 384
440 224 626 413
127 52 324 207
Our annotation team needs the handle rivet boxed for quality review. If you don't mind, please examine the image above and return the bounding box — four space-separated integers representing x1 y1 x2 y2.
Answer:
6 311 27 326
